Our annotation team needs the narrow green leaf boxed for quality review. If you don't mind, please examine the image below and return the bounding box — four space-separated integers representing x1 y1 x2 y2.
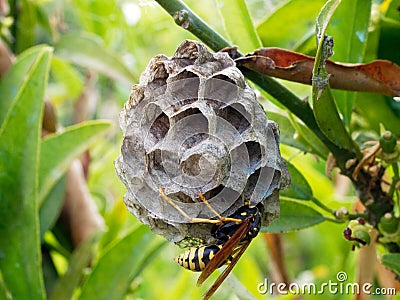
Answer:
42 247 59 297
313 87 355 150
378 1 400 65
266 112 308 152
15 0 37 53
54 32 136 85
50 57 84 101
0 46 47 125
130 239 167 280
39 120 112 204
280 161 313 200
312 0 356 152
216 0 261 53
0 270 10 300
0 46 52 300
98 200 129 250
39 177 66 240
313 0 341 86
330 0 372 124
78 226 162 300
257 0 326 49
355 93 400 136
267 111 329 158
225 275 257 300
287 113 329 159
315 0 342 38
49 233 100 300
381 253 400 276
263 200 324 232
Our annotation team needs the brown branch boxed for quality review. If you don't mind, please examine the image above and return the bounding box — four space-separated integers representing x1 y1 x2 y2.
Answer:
262 233 290 285
73 70 97 123
354 229 378 300
63 159 104 247
0 39 13 76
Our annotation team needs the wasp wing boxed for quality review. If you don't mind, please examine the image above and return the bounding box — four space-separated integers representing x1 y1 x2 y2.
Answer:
202 241 251 300
197 218 251 286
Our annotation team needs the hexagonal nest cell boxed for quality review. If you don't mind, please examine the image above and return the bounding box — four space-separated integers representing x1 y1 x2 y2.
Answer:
115 40 290 245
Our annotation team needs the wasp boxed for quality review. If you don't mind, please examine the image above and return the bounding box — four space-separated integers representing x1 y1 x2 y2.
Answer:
159 188 262 299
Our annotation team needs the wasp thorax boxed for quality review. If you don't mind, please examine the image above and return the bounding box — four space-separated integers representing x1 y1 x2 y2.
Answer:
115 40 290 245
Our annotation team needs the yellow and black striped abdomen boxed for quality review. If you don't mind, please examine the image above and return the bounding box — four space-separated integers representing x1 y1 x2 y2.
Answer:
174 244 223 272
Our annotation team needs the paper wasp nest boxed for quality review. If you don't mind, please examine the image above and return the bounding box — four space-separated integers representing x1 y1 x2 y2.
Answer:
115 40 289 246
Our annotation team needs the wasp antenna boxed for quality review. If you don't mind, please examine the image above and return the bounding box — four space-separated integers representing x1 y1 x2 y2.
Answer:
160 187 230 225
159 187 192 221
198 192 242 224
198 192 224 220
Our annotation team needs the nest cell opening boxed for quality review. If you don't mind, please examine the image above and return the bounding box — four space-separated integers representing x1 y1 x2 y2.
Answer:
243 168 261 200
172 108 210 149
218 103 250 134
181 153 202 176
245 141 262 172
147 149 180 182
149 111 170 143
202 184 224 200
170 71 200 109
212 74 235 85
167 190 195 204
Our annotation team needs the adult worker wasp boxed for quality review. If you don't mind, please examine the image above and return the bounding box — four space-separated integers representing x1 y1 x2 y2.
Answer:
159 187 262 300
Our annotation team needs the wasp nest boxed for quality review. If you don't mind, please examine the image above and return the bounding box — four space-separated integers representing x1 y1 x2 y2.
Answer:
115 40 289 246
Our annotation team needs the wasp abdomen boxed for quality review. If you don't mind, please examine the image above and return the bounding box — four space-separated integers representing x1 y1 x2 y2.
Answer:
174 244 225 272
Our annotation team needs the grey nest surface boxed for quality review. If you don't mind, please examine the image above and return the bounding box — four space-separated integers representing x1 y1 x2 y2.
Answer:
115 40 289 246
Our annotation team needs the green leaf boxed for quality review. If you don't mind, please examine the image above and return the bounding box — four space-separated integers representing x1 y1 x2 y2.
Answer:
264 101 327 159
39 177 66 240
99 200 129 250
0 46 47 125
287 113 329 159
0 45 52 300
266 112 308 152
312 0 356 152
313 0 341 87
378 1 400 65
381 253 400 276
0 270 10 300
215 0 261 53
39 120 112 204
280 161 313 200
71 0 116 38
49 233 100 300
315 0 342 38
42 247 59 298
50 57 84 102
54 32 136 85
263 200 324 232
78 226 164 300
355 93 400 136
330 0 372 124
15 0 37 53
257 0 326 49
313 87 355 151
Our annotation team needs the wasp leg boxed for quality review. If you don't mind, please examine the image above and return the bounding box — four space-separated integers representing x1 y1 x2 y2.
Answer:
159 187 235 224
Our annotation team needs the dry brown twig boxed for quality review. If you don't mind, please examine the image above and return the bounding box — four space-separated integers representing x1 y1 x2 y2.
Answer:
64 159 104 247
0 39 13 76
